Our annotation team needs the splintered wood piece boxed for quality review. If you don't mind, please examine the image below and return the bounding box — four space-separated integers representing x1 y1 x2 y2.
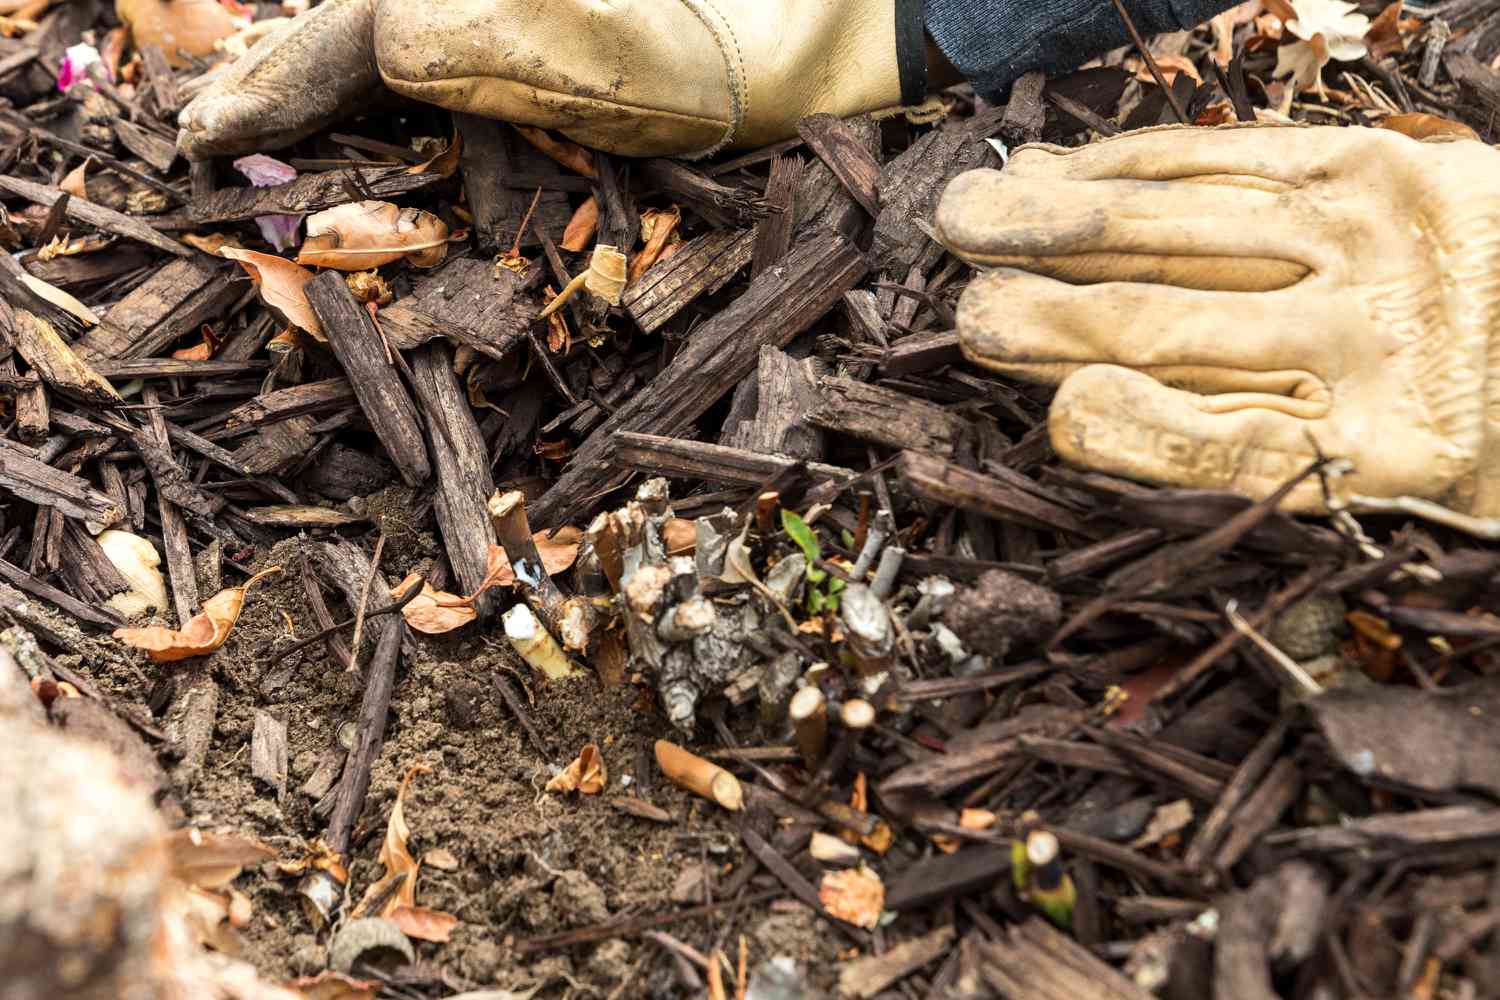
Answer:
10 310 119 406
810 377 970 458
751 154 800 278
316 540 403 858
0 556 123 628
304 271 431 486
622 228 754 334
797 114 881 218
140 386 199 624
185 165 441 225
534 230 867 525
899 451 1098 538
88 359 270 380
981 919 1154 1000
223 378 357 430
410 342 498 620
237 506 366 528
873 123 997 274
793 116 880 240
611 433 855 497
886 845 1011 911
377 258 532 362
876 329 960 377
640 159 766 228
73 258 240 361
838 925 956 999
0 175 191 257
721 346 826 461
0 438 120 524
233 416 320 476
112 119 177 173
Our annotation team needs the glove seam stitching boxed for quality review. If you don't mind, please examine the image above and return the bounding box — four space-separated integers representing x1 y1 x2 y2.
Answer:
674 0 745 158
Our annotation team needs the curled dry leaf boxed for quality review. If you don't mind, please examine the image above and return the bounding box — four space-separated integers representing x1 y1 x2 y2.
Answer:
351 764 459 943
172 324 225 361
1377 112 1480 142
282 970 379 1000
117 0 248 67
584 243 627 305
546 743 607 795
114 566 282 662
467 526 582 598
390 573 476 635
19 273 100 326
626 206 681 285
182 231 246 255
166 827 278 890
296 200 449 271
819 866 885 929
513 125 597 178
561 196 599 252
407 132 462 177
60 156 92 198
221 247 324 340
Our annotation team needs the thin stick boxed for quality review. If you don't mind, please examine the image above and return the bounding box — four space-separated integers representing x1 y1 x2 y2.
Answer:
1111 0 1191 124
346 533 386 676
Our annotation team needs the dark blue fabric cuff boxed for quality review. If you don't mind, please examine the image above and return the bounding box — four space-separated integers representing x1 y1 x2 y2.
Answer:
925 0 1236 101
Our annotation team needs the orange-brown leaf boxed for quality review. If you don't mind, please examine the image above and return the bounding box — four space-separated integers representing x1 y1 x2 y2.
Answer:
353 765 432 923
626 206 681 286
388 904 459 943
390 573 476 634
561 196 600 252
546 743 607 795
1377 112 1480 142
221 247 324 340
407 132 462 178
819 867 884 929
513 125 598 178
296 200 449 270
1363 0 1406 61
114 566 281 662
60 158 92 199
469 526 582 596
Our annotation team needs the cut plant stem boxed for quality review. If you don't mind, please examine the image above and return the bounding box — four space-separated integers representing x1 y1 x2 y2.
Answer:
810 830 862 866
789 685 829 769
503 603 581 679
840 698 876 732
655 739 743 811
488 489 589 649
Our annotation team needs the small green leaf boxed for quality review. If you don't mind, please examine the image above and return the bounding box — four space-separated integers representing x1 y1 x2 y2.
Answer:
781 509 821 565
841 529 857 550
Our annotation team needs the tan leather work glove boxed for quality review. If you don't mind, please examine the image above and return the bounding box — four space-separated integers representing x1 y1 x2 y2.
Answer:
176 0 915 160
935 124 1500 519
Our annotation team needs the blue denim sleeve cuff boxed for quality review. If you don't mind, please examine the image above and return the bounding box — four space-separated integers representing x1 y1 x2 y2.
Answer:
925 0 1237 101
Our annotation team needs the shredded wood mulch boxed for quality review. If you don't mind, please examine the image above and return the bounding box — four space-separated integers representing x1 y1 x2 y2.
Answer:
4 1 1500 997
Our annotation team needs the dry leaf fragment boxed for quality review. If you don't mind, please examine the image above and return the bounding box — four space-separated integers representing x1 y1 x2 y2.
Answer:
114 566 282 662
407 132 462 177
560 196 599 252
513 125 597 178
351 764 459 942
221 247 324 340
166 827 279 890
297 200 449 270
283 970 380 1000
60 156 92 198
1363 0 1412 61
1129 799 1195 849
19 273 100 326
819 866 885 929
469 526 582 596
390 573 477 634
626 207 681 286
117 0 248 66
1377 112 1480 142
547 743 607 795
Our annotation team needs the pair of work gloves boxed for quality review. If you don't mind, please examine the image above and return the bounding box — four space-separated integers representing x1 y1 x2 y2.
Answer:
170 0 1500 523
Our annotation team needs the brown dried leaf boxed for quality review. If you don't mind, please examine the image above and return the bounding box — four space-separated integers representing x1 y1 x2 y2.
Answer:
221 247 324 340
469 526 583 596
182 231 246 255
60 157 92 199
819 867 885 929
1377 112 1480 141
561 196 599 252
626 206 681 286
19 273 100 326
114 566 282 662
390 573 476 635
118 0 247 67
513 125 597 178
172 324 224 362
407 132 462 178
1363 0 1406 60
282 970 380 1000
166 828 279 890
388 904 459 943
352 765 458 941
297 200 449 271
546 743 607 795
